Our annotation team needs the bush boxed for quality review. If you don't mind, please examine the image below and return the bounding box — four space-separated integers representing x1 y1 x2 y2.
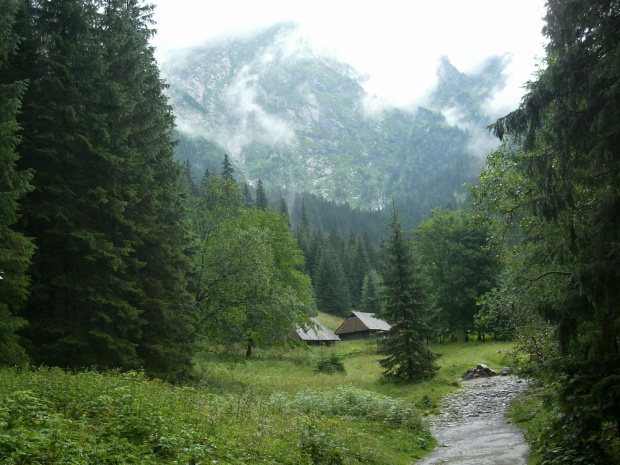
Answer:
316 352 346 374
299 416 344 465
293 386 426 431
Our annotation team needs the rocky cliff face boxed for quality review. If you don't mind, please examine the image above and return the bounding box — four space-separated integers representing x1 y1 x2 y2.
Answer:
162 23 506 210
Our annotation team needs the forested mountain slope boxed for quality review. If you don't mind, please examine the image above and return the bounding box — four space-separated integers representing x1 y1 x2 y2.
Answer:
162 24 508 212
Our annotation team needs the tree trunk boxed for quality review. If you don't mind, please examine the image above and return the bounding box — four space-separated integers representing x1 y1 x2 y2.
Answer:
246 337 254 358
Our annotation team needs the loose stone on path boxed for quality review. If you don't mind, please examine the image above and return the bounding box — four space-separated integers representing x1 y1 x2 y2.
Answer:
416 375 530 465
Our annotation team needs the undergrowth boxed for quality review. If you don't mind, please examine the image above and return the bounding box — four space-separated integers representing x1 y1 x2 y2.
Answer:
0 339 514 464
507 382 620 465
0 367 429 464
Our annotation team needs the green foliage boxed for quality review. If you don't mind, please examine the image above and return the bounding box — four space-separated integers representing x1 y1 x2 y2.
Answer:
192 174 314 355
414 207 499 340
471 0 620 461
293 386 427 432
360 269 383 314
299 417 344 465
316 351 346 374
313 242 351 316
378 202 438 382
0 368 298 464
0 0 34 366
255 178 269 210
1 0 195 377
0 364 438 464
220 153 235 181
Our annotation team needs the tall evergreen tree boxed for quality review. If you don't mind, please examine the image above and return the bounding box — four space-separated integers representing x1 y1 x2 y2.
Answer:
295 198 311 268
0 0 35 365
361 269 382 314
221 154 235 181
5 0 194 377
313 242 351 316
100 0 195 379
472 1 620 460
255 179 269 210
200 167 212 193
179 159 199 201
242 183 254 208
378 202 438 382
5 0 145 369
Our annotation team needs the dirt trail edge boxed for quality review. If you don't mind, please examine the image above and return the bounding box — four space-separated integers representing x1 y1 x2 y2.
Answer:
416 375 530 465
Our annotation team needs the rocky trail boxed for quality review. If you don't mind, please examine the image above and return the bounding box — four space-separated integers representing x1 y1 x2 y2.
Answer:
417 372 530 465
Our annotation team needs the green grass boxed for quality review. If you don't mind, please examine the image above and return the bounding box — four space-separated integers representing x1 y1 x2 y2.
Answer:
0 338 514 464
213 337 513 408
506 387 548 465
317 311 347 331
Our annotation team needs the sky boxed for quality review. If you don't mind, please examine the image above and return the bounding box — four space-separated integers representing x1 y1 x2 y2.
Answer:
150 0 548 116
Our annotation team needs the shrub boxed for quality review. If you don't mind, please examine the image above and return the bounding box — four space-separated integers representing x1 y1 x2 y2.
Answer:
293 386 426 431
316 352 346 374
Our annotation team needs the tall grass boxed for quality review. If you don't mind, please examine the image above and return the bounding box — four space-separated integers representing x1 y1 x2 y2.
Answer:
0 338 513 464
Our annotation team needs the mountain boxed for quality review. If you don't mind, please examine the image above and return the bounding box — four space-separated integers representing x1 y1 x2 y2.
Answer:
161 23 508 212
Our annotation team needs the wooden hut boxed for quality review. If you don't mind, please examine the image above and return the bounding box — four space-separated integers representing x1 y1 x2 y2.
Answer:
292 317 340 345
334 311 391 339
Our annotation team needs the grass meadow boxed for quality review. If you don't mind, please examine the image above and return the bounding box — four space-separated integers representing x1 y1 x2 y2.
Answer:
0 314 515 464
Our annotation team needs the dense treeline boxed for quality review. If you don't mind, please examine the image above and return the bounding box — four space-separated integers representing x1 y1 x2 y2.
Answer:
0 0 318 378
0 0 196 379
0 0 35 366
470 0 620 462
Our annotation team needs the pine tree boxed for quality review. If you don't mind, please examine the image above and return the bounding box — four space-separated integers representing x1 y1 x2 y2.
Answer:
5 0 146 368
295 198 311 268
0 0 35 365
479 0 620 459
100 0 195 379
313 243 351 316
361 269 382 314
5 0 195 377
255 179 269 210
179 159 199 201
221 154 235 181
378 202 437 382
242 183 254 208
200 167 212 193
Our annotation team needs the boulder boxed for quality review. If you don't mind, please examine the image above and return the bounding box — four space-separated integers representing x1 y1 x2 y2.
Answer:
462 364 500 380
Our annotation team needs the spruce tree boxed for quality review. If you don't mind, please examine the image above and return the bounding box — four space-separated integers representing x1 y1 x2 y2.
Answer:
478 0 620 459
221 154 235 181
361 270 382 314
5 0 195 377
378 202 437 382
200 167 212 193
0 0 35 365
295 198 311 269
255 179 269 210
100 0 195 379
313 243 351 316
242 183 254 208
5 0 146 369
179 159 199 201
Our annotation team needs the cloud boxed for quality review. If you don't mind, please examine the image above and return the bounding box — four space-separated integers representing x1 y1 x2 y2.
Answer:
153 0 546 114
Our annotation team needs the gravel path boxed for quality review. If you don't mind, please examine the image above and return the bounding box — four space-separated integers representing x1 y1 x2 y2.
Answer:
416 375 530 465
